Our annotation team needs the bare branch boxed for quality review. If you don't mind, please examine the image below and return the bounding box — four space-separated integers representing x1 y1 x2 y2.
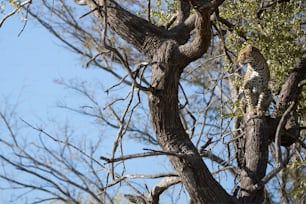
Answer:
0 0 32 28
102 173 177 191
20 118 106 170
100 151 164 163
149 176 181 204
27 7 134 87
275 102 296 164
252 148 292 192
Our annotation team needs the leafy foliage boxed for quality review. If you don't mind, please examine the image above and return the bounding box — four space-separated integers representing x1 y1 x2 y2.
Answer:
285 159 306 202
220 0 305 91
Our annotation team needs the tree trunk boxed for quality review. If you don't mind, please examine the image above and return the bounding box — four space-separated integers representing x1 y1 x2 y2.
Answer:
148 39 234 203
239 116 269 203
85 0 254 203
236 52 306 203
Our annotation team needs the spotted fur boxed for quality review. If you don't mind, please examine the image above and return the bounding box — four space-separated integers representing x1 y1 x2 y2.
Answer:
237 45 271 116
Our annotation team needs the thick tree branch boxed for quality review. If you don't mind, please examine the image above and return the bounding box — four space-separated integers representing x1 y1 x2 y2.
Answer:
178 2 212 64
86 0 167 58
266 52 306 147
177 0 191 24
273 52 306 117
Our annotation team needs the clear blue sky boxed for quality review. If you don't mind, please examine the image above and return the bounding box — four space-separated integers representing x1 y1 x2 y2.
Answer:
0 12 113 203
1 15 101 120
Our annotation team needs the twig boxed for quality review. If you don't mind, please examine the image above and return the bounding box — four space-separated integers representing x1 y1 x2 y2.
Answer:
20 118 106 169
101 173 177 192
143 148 187 158
147 0 151 23
252 148 291 191
104 75 129 94
0 112 18 145
100 151 165 163
85 50 109 67
0 0 32 28
18 1 31 36
275 101 295 164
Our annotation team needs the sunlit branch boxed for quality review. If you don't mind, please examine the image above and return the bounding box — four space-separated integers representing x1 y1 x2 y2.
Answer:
149 176 181 204
101 173 178 192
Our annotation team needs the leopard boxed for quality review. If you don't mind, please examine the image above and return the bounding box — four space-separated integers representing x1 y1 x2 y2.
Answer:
237 45 272 116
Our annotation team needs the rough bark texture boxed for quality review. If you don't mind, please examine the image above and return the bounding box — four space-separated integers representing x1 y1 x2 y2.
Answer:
236 52 306 203
239 116 269 203
148 41 233 203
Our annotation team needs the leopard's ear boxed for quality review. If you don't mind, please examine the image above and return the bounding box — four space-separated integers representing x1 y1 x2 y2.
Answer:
245 44 253 50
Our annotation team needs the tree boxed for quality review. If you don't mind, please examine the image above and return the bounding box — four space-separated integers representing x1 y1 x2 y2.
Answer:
0 0 305 203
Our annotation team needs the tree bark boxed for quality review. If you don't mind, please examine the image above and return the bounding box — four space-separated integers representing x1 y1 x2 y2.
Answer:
146 3 235 203
273 52 306 117
237 52 306 203
85 0 236 203
148 41 234 203
239 116 269 203
266 52 306 147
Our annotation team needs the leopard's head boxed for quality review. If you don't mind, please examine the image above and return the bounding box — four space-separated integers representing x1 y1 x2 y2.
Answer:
237 45 264 66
